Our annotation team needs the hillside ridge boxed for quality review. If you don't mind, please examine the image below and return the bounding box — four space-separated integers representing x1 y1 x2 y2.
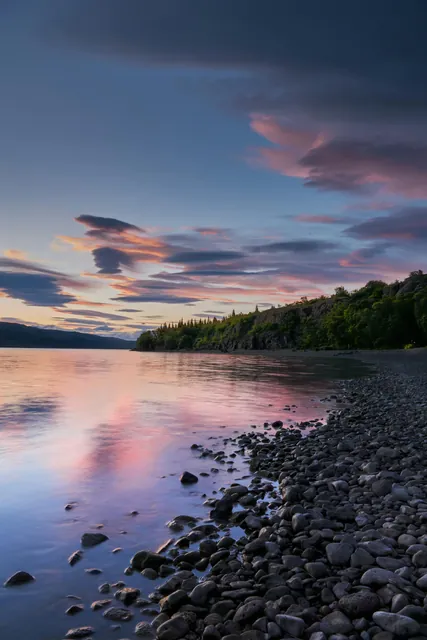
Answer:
135 271 427 352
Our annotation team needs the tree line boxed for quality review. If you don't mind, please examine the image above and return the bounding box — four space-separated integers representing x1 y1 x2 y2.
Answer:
135 271 427 352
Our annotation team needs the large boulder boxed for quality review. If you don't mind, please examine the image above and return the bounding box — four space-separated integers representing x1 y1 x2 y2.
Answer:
131 550 172 571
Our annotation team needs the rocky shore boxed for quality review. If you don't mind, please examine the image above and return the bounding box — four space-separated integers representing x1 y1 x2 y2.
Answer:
135 370 427 640
14 365 427 640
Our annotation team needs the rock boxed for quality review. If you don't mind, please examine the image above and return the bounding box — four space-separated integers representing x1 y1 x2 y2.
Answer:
360 568 397 587
292 513 310 532
91 599 112 611
180 471 198 484
203 624 221 640
131 550 171 571
81 532 109 547
98 583 110 593
320 611 353 635
416 574 427 589
359 540 393 556
234 600 265 623
372 611 420 636
210 497 233 521
66 604 84 615
103 606 134 621
338 590 381 617
4 571 35 586
372 478 393 497
189 581 217 606
160 589 188 612
326 542 353 565
398 605 427 622
85 568 102 575
64 628 94 639
282 555 305 570
276 614 306 637
135 621 156 638
115 587 140 605
157 615 189 640
142 568 158 579
244 515 263 530
351 548 375 567
305 562 328 578
68 551 83 566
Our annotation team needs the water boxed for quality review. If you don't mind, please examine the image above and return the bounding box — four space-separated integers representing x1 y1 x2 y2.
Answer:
0 349 367 639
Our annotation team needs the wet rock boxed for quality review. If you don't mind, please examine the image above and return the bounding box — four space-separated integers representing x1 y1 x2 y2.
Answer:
4 571 35 586
131 550 171 571
68 551 83 566
98 583 111 593
66 604 84 615
91 599 112 611
180 471 198 484
189 581 217 606
81 532 109 547
64 628 94 639
142 568 158 580
85 568 102 575
135 621 156 638
103 606 134 621
157 615 189 640
115 587 140 605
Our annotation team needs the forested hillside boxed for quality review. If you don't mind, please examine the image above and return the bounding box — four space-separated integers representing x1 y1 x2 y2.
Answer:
135 272 427 352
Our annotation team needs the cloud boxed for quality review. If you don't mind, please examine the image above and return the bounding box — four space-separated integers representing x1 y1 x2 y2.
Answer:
118 308 142 313
3 249 29 260
165 250 245 264
113 293 202 304
0 256 89 307
339 244 391 268
76 214 143 234
92 246 136 274
46 1 427 203
251 116 427 197
295 215 345 225
56 308 129 321
249 239 338 253
49 1 427 131
193 312 224 319
345 207 427 242
192 227 228 236
0 273 78 307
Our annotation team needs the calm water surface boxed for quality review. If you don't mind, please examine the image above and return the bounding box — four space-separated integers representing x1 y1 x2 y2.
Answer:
0 349 367 639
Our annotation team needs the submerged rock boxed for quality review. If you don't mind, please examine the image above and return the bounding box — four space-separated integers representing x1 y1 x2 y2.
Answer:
180 471 198 484
64 628 94 639
81 532 109 547
4 571 35 586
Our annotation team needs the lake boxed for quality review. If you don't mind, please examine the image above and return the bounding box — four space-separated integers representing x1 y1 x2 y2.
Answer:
0 349 368 639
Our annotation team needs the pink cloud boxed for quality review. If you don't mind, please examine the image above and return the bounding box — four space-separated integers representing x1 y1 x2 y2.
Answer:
295 214 340 224
250 115 427 198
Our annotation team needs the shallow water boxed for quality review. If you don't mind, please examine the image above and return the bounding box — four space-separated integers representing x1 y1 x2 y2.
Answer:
0 349 367 639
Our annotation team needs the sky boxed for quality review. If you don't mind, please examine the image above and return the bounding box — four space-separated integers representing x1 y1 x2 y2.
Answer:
1 0 427 339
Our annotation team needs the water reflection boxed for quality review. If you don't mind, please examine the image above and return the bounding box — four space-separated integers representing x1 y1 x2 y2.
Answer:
0 349 368 640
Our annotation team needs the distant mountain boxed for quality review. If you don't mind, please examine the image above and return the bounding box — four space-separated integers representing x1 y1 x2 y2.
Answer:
0 322 134 349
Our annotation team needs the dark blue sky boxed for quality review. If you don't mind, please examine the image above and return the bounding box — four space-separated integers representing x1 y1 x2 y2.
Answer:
1 0 426 337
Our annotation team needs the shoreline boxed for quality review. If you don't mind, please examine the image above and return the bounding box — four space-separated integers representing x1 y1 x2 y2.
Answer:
124 356 427 639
